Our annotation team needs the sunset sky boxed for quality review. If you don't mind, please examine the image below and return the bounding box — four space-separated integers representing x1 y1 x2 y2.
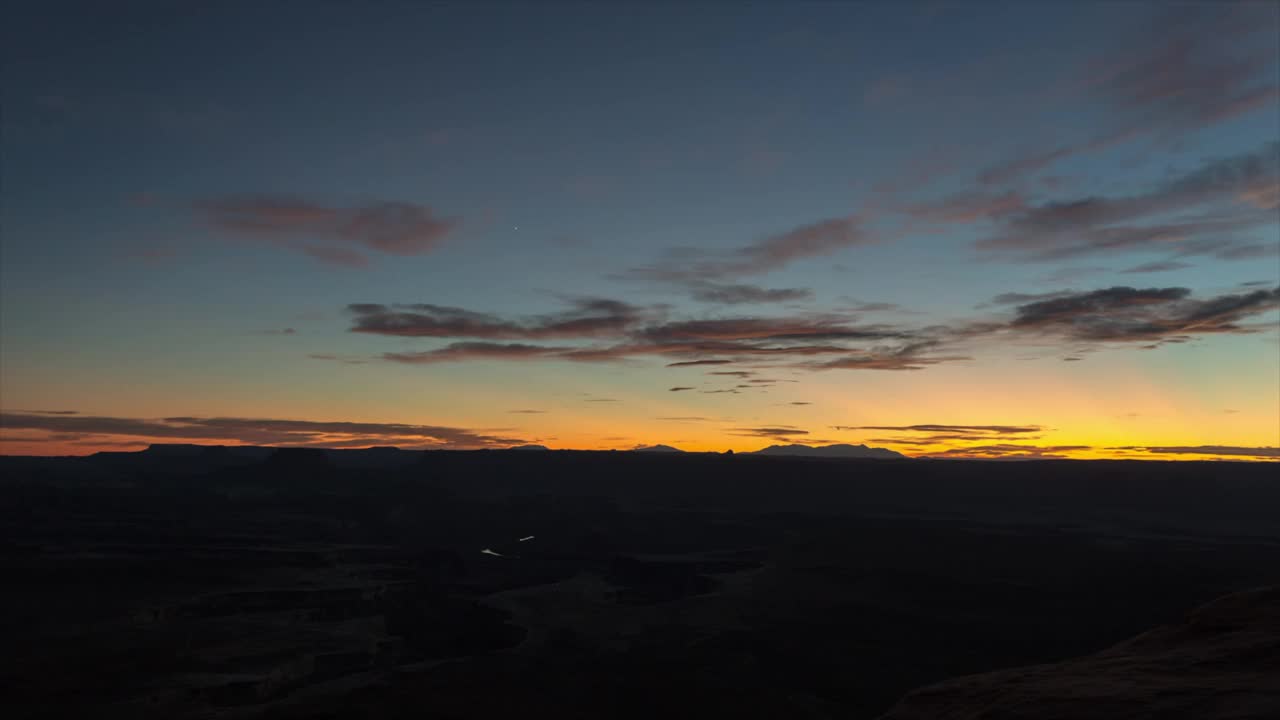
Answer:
2 1 1277 459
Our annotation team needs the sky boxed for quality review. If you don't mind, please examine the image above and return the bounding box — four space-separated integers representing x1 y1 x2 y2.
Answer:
1 0 1278 460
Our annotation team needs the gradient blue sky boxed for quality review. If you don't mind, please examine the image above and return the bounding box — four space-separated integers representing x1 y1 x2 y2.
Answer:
2 1 1278 458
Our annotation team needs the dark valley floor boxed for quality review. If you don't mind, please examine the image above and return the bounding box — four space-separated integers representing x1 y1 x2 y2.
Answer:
3 446 1278 719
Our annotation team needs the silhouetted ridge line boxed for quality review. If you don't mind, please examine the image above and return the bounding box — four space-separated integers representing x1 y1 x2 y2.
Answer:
750 443 908 459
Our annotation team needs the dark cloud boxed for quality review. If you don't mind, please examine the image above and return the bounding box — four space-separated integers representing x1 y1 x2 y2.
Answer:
197 195 459 265
668 386 695 392
666 359 734 367
1183 241 1280 261
987 290 1076 306
1006 285 1280 342
0 411 522 449
1112 445 1280 459
840 424 1043 435
381 342 570 364
347 297 953 371
688 283 814 304
349 298 646 339
507 409 546 414
731 426 810 437
307 353 368 365
841 302 903 313
345 282 1273 374
806 341 970 371
638 316 903 343
922 444 1092 459
788 402 812 406
1121 260 1193 274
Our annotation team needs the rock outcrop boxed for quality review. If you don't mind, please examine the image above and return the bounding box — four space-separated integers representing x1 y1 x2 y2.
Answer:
879 586 1280 719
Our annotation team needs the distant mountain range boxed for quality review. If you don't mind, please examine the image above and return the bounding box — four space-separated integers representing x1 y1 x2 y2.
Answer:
750 443 908 459
115 442 906 462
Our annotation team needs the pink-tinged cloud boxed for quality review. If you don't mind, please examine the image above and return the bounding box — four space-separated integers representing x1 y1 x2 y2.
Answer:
627 216 871 281
904 191 1027 223
979 129 1140 186
197 195 459 263
978 142 1280 260
979 7 1278 184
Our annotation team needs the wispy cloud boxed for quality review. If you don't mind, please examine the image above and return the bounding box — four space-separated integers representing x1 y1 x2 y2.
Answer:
688 282 814 304
920 444 1092 460
839 424 1042 435
978 5 1280 184
382 342 572 364
196 195 459 266
666 359 734 367
344 297 951 371
0 411 524 449
349 298 647 339
627 216 870 281
977 142 1280 260
731 426 810 437
1120 260 1193 274
307 353 368 365
903 191 1027 223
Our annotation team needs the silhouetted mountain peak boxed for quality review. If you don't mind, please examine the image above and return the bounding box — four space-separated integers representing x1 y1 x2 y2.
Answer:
508 444 550 451
633 444 685 453
751 443 907 459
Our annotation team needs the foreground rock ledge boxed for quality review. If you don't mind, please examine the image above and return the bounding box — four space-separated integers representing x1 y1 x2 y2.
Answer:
878 586 1280 720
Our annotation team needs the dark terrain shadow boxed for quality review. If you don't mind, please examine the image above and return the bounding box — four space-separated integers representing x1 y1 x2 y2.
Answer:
2 446 1278 718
